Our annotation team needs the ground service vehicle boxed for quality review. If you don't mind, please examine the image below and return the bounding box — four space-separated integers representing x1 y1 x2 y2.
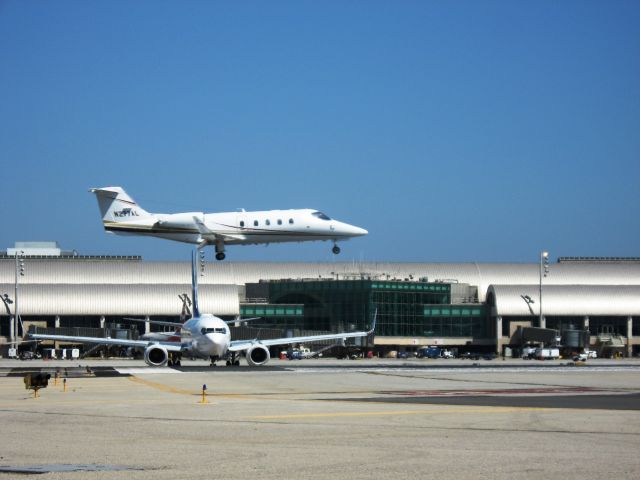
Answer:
417 346 442 358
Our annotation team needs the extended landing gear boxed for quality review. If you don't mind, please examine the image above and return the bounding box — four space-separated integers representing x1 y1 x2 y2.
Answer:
332 244 341 255
215 242 226 261
168 353 182 367
210 355 220 367
225 352 241 366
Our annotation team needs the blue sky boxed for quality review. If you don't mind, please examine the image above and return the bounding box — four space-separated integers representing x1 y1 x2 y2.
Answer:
1 1 638 263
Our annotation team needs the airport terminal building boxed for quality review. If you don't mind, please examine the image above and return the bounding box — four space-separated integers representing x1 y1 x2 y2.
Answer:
2 242 640 357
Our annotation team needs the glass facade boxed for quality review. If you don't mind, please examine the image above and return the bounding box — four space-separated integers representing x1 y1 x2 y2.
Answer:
422 305 487 337
239 304 304 330
588 316 629 336
544 316 586 331
253 279 488 338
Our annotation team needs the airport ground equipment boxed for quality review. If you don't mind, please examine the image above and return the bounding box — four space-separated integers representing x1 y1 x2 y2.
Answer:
23 373 51 397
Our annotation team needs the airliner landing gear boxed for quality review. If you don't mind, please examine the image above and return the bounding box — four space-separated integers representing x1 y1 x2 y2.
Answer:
215 242 226 261
168 353 181 367
225 352 241 366
332 244 341 255
210 356 219 366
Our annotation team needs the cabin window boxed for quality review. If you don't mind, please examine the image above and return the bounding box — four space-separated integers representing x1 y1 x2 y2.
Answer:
239 221 245 228
277 219 282 225
254 220 259 227
289 218 294 224
265 219 271 226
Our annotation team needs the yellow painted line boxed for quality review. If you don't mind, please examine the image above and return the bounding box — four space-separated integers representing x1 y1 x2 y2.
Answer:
127 376 197 395
251 406 546 420
126 376 250 399
0 398 191 408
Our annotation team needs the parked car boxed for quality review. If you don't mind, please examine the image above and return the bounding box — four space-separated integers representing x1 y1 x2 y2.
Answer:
417 346 442 359
397 351 410 359
287 350 303 360
460 352 481 360
573 353 588 362
19 351 36 360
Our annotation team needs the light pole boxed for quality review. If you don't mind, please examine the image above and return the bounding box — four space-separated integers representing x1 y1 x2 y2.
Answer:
521 294 535 315
539 251 549 328
13 251 25 345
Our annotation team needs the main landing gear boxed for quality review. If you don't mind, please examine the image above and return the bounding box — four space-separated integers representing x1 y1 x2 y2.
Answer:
332 244 341 255
168 353 182 367
225 352 240 366
215 241 226 261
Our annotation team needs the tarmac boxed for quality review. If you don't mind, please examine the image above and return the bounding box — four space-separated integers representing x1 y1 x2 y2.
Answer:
1 357 640 479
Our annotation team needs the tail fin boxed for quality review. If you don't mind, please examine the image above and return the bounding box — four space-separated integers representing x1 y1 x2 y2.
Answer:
89 186 151 223
191 250 200 318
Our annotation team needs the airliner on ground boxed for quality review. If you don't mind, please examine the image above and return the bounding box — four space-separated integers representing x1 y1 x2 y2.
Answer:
90 186 367 260
29 253 375 367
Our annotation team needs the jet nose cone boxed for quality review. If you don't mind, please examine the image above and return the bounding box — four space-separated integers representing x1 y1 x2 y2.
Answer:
351 225 368 236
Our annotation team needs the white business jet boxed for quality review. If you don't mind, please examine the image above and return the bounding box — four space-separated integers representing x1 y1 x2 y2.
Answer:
29 253 375 367
90 186 367 260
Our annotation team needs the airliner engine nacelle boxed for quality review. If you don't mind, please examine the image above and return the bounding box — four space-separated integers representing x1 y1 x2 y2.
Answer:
246 344 270 366
156 212 203 229
144 345 169 367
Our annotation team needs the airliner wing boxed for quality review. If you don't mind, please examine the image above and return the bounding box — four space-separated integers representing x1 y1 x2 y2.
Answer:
223 317 262 325
228 310 376 352
192 216 246 242
29 333 184 352
5 339 40 346
123 317 259 327
123 317 184 328
228 329 373 352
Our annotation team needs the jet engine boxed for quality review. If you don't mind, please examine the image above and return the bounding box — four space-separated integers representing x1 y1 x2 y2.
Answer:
246 344 270 366
144 345 169 367
156 212 204 229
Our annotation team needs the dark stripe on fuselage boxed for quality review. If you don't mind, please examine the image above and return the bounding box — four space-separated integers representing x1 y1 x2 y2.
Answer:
104 224 341 238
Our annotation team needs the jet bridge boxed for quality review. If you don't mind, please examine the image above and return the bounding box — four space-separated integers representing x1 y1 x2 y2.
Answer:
515 326 561 346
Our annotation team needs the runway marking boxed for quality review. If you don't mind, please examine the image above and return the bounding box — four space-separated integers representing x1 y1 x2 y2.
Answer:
127 376 195 395
378 387 614 396
126 376 251 399
251 406 544 420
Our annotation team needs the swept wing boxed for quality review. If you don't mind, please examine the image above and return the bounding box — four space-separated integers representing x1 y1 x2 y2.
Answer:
28 333 184 352
228 322 375 353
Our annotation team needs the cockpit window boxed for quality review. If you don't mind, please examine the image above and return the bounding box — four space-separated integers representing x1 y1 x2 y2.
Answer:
312 211 331 221
201 327 227 334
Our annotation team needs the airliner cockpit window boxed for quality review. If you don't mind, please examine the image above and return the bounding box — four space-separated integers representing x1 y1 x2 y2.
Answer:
201 327 226 334
312 211 331 220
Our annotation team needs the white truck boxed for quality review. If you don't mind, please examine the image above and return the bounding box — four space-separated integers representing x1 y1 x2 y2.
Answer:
534 348 560 360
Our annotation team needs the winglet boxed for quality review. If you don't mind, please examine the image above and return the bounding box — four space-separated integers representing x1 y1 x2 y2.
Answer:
191 250 200 318
367 308 377 335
